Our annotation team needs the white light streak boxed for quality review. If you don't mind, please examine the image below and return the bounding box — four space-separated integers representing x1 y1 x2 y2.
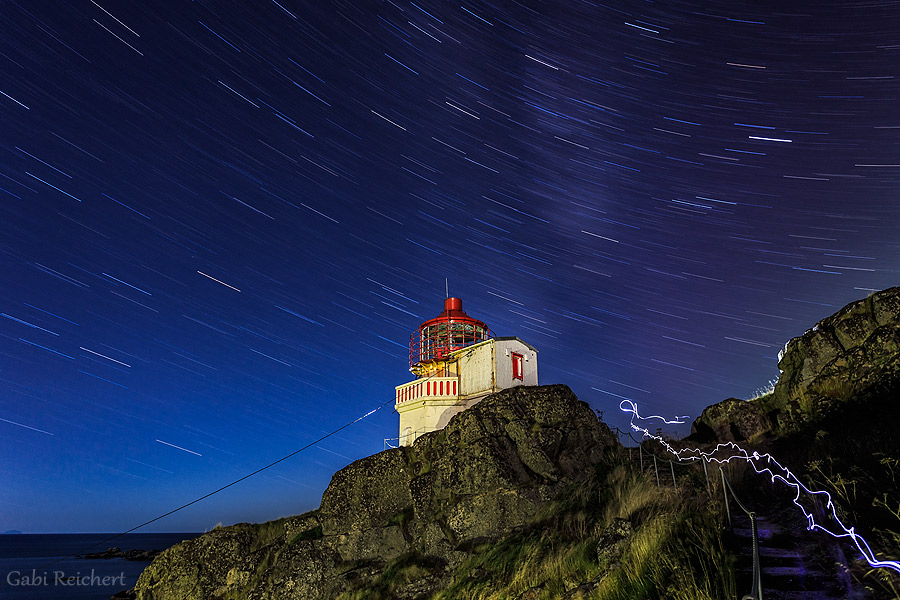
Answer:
156 439 202 456
749 136 792 143
619 400 900 575
581 230 619 243
197 271 241 292
370 110 407 131
0 89 29 109
90 0 140 36
80 347 132 367
0 417 53 435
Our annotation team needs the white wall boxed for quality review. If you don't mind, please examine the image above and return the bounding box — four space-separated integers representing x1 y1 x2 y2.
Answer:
493 338 538 389
457 341 493 397
398 398 466 445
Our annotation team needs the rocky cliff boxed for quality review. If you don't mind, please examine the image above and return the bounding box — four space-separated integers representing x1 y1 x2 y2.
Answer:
772 286 900 425
134 384 618 600
691 286 900 441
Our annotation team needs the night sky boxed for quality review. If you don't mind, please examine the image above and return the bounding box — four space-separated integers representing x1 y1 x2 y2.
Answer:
1 0 898 533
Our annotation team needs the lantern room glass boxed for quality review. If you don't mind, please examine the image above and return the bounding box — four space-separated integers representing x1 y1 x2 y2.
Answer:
409 298 492 370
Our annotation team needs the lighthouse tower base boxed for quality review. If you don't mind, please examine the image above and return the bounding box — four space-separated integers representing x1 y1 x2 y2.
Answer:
396 394 490 446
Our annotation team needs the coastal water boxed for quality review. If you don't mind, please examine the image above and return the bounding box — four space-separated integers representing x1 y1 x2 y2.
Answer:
0 533 198 599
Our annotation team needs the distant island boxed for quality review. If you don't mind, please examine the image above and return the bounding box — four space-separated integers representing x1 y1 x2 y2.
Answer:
78 546 162 561
1 530 22 534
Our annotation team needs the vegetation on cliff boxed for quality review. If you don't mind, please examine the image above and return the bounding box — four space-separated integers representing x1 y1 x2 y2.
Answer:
428 467 733 600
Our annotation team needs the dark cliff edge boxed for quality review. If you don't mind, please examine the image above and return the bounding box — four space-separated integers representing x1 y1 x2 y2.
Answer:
134 384 622 599
690 286 900 443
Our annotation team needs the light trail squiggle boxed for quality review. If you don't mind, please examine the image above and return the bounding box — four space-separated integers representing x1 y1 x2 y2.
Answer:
619 399 900 575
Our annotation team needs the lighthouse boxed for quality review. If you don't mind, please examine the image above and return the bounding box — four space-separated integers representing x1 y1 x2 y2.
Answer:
393 297 538 446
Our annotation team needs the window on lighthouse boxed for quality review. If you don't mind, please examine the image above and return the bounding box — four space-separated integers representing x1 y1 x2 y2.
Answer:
512 352 524 380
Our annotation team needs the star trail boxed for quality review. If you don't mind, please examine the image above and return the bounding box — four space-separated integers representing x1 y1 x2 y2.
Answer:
1 1 898 532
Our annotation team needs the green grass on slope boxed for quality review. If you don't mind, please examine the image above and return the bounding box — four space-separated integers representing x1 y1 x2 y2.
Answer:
342 456 735 600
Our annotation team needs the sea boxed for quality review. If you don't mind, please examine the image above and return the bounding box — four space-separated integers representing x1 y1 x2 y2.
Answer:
0 533 199 599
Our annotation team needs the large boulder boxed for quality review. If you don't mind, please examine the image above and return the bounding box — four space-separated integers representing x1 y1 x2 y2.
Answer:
688 287 900 443
772 287 900 429
134 384 618 600
689 397 772 443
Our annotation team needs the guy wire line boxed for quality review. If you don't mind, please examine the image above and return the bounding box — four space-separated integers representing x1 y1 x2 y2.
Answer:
8 395 396 580
8 346 481 582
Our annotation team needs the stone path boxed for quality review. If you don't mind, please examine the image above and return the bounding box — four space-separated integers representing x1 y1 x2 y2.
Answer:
618 448 873 598
729 507 864 599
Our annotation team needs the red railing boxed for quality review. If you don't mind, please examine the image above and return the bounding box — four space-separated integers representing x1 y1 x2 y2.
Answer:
395 377 458 404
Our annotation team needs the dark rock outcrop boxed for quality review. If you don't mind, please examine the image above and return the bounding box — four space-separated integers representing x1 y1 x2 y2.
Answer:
689 397 772 443
773 286 900 429
79 547 161 561
691 286 900 443
134 384 617 600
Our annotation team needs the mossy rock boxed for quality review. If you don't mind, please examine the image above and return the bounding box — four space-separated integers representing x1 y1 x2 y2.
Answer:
134 384 618 600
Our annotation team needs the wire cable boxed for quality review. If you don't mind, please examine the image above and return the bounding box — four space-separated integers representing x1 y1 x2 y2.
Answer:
3 338 496 586
1 395 398 585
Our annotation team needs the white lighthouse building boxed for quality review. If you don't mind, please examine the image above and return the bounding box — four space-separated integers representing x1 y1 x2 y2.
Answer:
393 297 538 446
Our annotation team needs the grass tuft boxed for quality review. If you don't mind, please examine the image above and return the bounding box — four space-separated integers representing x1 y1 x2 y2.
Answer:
428 459 735 600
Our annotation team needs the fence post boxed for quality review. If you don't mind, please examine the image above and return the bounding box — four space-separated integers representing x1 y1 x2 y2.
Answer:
626 429 632 463
702 456 710 491
639 444 643 472
721 467 732 529
669 460 677 490
653 455 660 488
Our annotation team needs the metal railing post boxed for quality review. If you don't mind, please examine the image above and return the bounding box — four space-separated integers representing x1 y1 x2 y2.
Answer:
702 456 710 491
669 460 677 490
721 469 763 600
741 512 763 600
638 443 643 472
626 429 632 463
721 467 732 528
653 455 660 488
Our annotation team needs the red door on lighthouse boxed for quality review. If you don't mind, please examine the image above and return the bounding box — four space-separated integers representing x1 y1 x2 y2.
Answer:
512 352 524 380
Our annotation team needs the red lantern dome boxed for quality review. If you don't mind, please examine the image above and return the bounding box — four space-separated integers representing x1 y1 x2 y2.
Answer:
409 297 492 373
